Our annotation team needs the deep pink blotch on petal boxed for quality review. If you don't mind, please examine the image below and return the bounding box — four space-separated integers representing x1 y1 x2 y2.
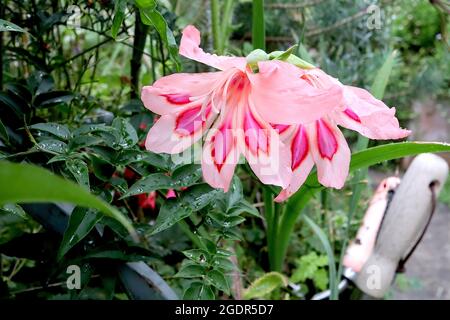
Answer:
316 119 338 160
343 108 361 123
211 118 234 172
271 123 290 134
244 110 268 154
163 93 191 105
291 126 309 170
175 106 211 136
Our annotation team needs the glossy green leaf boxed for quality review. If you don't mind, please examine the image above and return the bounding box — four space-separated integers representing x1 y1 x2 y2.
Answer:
1 203 27 219
122 164 202 198
206 269 230 295
0 161 136 238
123 174 172 198
136 0 180 70
68 135 104 150
30 123 70 140
5 83 32 103
180 184 220 211
149 198 191 235
112 117 138 149
0 19 27 33
90 155 116 182
33 91 74 108
221 229 242 241
37 139 68 154
243 272 287 300
224 176 243 209
175 263 205 278
111 0 127 39
350 142 450 172
135 0 157 10
213 256 235 271
66 158 90 190
0 91 26 119
72 124 114 136
182 249 209 264
57 207 102 260
201 237 217 254
116 149 170 170
228 199 259 217
149 184 218 235
183 282 215 300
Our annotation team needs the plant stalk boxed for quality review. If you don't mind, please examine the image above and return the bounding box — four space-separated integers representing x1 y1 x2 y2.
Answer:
252 0 265 50
263 187 275 269
210 0 221 52
130 11 149 99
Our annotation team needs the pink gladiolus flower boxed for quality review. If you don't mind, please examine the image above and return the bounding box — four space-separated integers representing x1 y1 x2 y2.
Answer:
274 68 411 202
141 25 342 192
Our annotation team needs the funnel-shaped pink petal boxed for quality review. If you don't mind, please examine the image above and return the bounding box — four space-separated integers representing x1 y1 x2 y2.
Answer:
201 112 240 192
180 25 247 71
240 101 292 188
335 86 411 140
275 125 314 202
248 61 343 125
141 72 222 115
310 119 350 189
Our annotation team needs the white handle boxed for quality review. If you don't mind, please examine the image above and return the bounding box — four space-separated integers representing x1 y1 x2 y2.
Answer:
355 153 449 298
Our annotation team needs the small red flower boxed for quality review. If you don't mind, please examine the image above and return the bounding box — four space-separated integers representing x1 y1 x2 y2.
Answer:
138 192 157 209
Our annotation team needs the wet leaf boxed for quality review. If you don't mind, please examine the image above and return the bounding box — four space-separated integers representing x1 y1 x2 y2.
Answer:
37 139 68 154
0 18 27 33
136 0 180 70
34 90 74 108
122 164 202 198
0 161 135 237
66 158 90 190
175 263 205 278
57 207 102 260
183 282 214 300
112 117 138 149
206 269 230 295
30 122 70 140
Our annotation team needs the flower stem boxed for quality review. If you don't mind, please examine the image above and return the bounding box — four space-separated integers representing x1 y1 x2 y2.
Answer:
219 0 235 53
210 0 221 53
252 0 265 50
263 187 275 269
178 220 207 250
